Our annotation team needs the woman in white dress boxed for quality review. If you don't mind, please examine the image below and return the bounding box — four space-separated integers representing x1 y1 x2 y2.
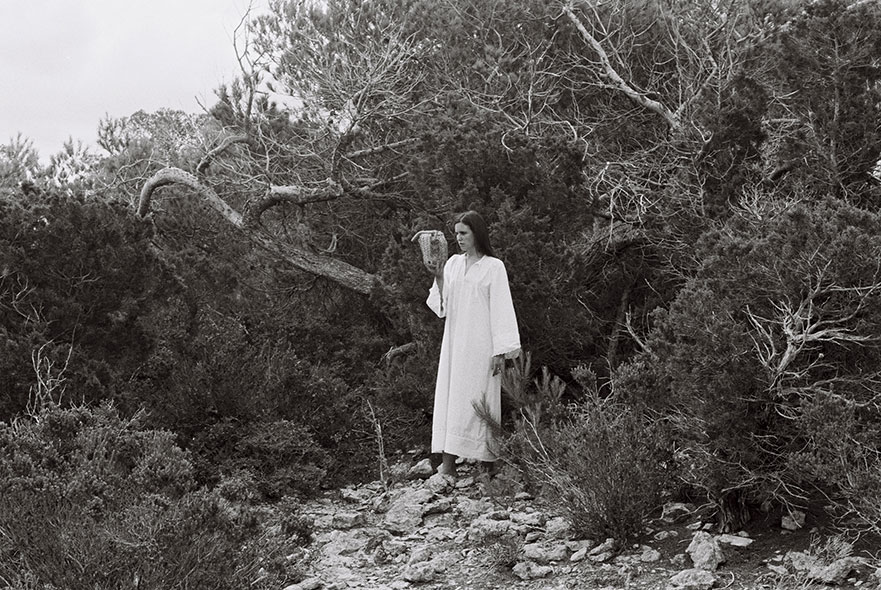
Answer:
424 211 521 476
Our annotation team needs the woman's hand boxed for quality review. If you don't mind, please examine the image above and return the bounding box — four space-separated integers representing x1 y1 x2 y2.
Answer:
425 259 444 280
491 354 505 376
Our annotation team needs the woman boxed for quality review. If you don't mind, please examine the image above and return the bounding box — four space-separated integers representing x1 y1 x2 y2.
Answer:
424 210 521 476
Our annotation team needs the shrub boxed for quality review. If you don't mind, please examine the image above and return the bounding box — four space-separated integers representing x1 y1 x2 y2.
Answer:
191 418 330 500
615 198 881 531
504 391 666 542
0 402 301 590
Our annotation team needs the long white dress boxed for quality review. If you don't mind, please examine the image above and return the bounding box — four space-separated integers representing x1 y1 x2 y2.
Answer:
426 253 521 461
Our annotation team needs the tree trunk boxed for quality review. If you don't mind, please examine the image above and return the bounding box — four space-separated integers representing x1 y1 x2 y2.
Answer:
138 167 379 295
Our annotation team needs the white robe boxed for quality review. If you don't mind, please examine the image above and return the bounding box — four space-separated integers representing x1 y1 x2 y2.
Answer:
426 254 521 461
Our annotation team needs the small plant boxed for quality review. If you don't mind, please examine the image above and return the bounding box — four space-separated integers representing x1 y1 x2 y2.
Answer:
503 393 666 542
481 531 523 571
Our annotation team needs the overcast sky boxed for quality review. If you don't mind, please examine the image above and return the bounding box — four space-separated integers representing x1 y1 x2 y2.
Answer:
0 0 269 161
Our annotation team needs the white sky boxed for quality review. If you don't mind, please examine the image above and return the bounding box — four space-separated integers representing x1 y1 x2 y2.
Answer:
0 0 269 161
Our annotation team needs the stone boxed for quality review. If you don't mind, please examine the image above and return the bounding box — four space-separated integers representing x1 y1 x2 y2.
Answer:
767 564 788 576
424 472 456 494
589 551 614 563
525 531 542 543
784 550 819 572
716 533 753 547
588 538 616 557
512 560 554 580
282 578 322 590
468 513 512 543
340 487 373 504
640 547 662 562
655 530 679 541
661 502 697 523
332 511 366 529
809 557 864 585
407 546 433 565
686 531 725 571
511 510 546 528
515 491 534 501
383 488 434 534
781 509 806 531
423 497 454 515
545 516 573 540
522 543 569 564
454 476 475 489
320 529 372 562
566 539 595 552
407 458 434 479
570 548 588 562
669 568 717 590
456 498 494 520
401 561 437 583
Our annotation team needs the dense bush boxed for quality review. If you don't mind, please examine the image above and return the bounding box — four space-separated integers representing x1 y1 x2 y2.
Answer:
0 188 171 419
0 402 309 590
614 198 881 531
503 388 666 542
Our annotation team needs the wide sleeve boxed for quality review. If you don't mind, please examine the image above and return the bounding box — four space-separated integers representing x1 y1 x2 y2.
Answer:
426 258 451 318
489 260 521 358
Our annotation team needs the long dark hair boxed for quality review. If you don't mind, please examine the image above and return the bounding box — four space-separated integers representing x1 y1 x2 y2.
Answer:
457 210 494 257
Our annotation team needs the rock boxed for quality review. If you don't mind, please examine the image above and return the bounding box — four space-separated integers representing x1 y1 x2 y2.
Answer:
423 497 453 516
686 531 725 571
767 564 788 576
407 545 433 565
570 547 588 562
522 542 569 564
425 526 455 543
655 530 679 541
282 578 322 590
511 510 546 528
808 557 864 585
588 537 616 557
340 487 373 504
467 513 512 543
716 533 753 547
781 509 805 531
589 551 614 563
407 458 434 479
512 560 554 580
640 547 662 562
669 568 717 590
671 553 688 567
454 476 475 489
401 561 437 583
456 498 494 520
525 531 542 543
515 491 534 501
424 472 456 494
661 502 696 523
545 516 573 540
383 488 434 534
784 550 819 572
332 511 366 529
566 539 595 552
320 529 372 563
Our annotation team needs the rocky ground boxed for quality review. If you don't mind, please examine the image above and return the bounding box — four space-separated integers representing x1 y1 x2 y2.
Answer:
274 459 881 590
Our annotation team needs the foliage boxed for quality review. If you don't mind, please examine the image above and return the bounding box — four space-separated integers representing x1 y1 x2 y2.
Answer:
0 402 308 590
504 390 667 542
615 198 881 530
0 187 171 419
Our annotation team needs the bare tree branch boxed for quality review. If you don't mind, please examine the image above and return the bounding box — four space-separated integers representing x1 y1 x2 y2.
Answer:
563 3 680 130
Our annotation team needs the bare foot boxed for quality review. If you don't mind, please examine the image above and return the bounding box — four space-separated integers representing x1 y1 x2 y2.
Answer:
437 464 458 477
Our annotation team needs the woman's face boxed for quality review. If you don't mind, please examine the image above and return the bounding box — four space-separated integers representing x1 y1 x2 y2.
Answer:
454 222 477 255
